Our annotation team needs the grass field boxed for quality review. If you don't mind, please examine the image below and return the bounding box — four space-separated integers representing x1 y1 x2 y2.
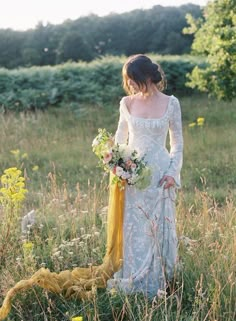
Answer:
0 94 235 320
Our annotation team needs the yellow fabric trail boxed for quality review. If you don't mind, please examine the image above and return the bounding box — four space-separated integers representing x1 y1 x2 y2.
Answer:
0 176 125 320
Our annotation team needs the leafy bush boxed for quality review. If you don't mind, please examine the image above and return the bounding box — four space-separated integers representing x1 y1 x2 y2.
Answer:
0 55 206 111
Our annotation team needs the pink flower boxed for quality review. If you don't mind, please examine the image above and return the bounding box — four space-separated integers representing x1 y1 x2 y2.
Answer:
103 152 113 163
125 159 133 168
131 163 137 169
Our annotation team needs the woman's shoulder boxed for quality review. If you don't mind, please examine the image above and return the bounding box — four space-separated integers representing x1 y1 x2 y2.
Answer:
120 95 133 109
169 95 181 108
120 95 134 115
161 93 179 103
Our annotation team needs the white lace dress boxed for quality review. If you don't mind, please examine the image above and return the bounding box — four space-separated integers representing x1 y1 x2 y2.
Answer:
107 95 183 297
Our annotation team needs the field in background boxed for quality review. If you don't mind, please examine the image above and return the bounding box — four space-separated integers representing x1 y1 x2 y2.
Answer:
0 94 235 320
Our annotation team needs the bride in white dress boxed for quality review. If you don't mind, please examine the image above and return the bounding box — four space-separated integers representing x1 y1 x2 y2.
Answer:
0 54 183 320
107 54 183 297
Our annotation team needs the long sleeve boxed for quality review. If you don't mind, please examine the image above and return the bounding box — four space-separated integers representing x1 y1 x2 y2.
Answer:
165 97 184 188
114 100 129 145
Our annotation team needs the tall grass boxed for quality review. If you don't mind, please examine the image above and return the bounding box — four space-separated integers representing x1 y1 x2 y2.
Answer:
0 95 235 320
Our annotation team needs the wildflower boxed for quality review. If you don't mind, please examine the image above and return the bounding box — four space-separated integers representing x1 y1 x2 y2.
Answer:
188 122 196 128
21 153 28 159
21 209 36 234
23 242 34 257
71 317 83 321
10 149 20 156
23 242 34 250
109 287 117 297
0 167 27 209
32 165 39 171
82 234 92 239
52 251 61 257
157 289 167 298
197 117 205 123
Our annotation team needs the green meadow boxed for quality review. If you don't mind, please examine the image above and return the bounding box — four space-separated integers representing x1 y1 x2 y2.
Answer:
0 94 235 320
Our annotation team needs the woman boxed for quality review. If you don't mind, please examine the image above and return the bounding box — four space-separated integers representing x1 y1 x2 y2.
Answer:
107 54 183 297
0 54 183 320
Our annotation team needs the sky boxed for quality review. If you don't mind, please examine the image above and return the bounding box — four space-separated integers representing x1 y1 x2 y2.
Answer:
0 0 208 31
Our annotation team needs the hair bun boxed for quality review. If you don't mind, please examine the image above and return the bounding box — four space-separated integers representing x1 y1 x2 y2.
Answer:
151 63 162 84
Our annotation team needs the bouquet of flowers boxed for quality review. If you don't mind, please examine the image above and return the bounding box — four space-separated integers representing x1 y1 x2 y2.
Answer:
92 128 151 189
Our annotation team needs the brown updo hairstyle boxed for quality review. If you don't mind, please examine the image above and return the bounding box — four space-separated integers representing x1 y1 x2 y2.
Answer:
122 54 166 95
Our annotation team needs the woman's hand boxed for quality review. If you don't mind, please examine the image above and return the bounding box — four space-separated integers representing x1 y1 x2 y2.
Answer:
159 175 175 189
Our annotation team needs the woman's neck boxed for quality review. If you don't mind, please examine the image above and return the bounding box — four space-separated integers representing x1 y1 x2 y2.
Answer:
139 86 160 99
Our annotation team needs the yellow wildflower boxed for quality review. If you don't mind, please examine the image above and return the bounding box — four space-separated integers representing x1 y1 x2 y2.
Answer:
0 167 27 208
23 242 34 257
10 149 21 163
197 117 205 126
109 287 118 296
23 242 34 250
197 117 205 123
188 122 196 128
21 153 28 159
10 149 20 156
71 317 83 321
197 121 204 126
32 165 39 171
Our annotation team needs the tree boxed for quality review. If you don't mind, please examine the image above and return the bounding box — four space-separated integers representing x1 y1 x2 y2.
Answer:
56 31 94 63
184 0 236 100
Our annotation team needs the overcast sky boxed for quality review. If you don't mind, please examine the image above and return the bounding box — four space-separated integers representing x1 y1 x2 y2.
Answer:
0 0 208 31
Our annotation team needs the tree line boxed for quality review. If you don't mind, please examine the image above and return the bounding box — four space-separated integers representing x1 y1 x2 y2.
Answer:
0 4 202 69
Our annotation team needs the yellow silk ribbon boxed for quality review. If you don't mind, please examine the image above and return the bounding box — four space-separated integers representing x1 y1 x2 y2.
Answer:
0 175 125 320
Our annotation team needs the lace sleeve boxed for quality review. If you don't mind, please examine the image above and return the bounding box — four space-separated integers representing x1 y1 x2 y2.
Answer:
114 99 129 145
165 97 184 188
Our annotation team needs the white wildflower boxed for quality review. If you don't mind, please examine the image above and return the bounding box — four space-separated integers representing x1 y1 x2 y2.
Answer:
21 209 36 234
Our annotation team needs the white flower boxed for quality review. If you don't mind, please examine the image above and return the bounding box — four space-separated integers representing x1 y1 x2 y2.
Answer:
119 144 131 160
115 166 124 176
92 138 99 147
157 289 167 298
128 174 138 184
121 172 131 179
21 209 36 234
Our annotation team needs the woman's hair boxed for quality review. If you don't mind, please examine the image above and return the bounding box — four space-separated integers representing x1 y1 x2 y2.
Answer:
122 54 166 95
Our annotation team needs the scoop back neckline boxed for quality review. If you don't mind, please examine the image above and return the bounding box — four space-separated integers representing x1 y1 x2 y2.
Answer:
122 95 173 121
